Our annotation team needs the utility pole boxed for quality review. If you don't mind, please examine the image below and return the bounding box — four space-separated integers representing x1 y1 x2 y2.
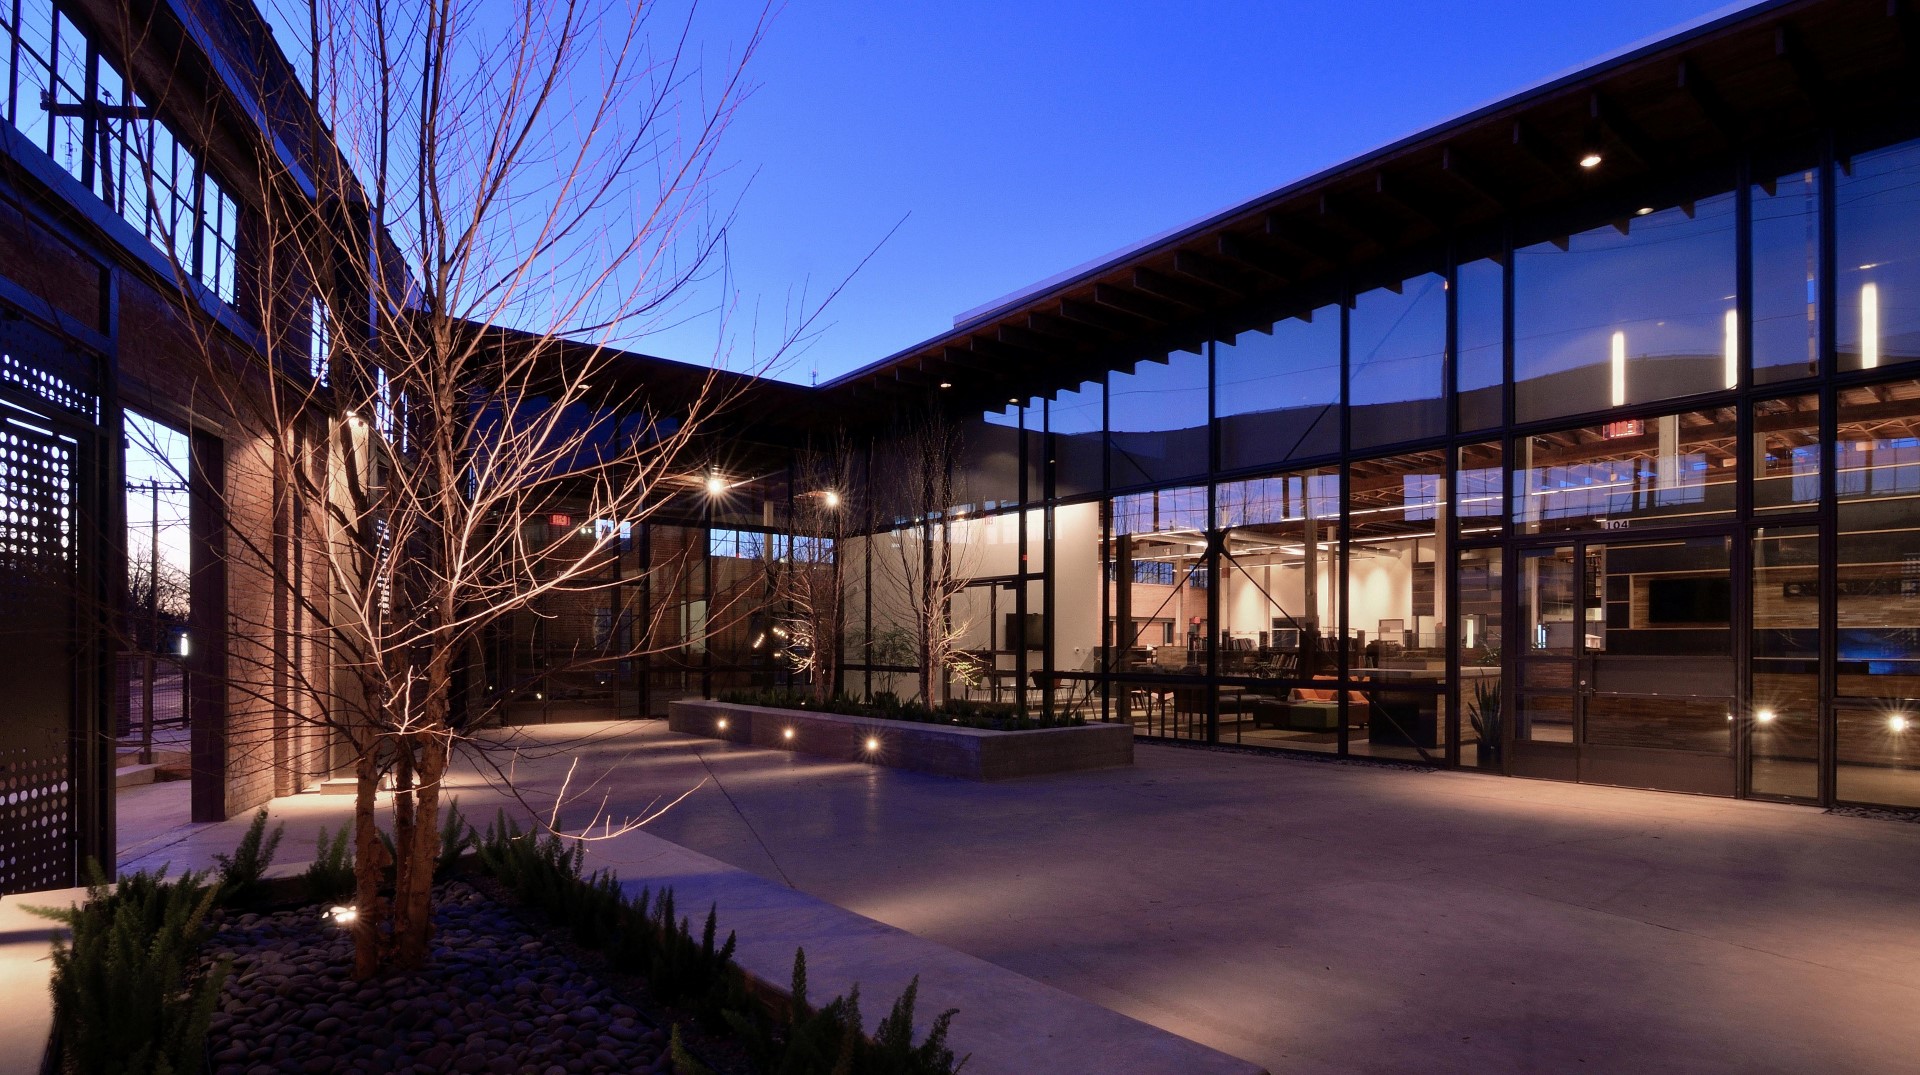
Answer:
126 477 188 765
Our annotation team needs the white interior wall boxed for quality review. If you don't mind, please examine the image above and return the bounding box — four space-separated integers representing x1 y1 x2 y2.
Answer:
1052 502 1101 671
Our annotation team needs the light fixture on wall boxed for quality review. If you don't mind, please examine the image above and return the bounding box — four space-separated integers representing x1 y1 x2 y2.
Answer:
1609 330 1627 408
1723 309 1739 390
1861 283 1880 368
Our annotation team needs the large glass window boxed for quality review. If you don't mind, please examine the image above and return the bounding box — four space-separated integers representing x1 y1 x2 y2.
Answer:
1 0 240 305
1752 394 1820 515
1834 379 1920 704
1049 379 1103 498
1456 258 1504 432
1838 139 1920 372
1750 526 1819 800
960 404 1025 511
1513 407 1738 533
1349 274 1446 450
1214 468 1342 753
1456 546 1503 768
1752 167 1821 384
1217 307 1340 470
1107 485 1210 739
1108 349 1208 488
1514 194 1736 423
1346 451 1447 762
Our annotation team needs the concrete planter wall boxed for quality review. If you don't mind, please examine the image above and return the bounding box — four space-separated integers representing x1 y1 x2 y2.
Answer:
667 699 1133 781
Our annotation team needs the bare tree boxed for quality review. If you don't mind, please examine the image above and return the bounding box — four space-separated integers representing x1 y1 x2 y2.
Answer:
872 409 978 707
777 436 854 703
125 0 791 975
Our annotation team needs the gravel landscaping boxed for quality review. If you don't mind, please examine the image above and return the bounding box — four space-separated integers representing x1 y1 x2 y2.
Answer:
202 880 675 1075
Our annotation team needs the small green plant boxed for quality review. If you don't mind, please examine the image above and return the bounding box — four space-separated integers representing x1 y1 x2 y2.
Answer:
714 687 1083 731
27 864 229 1075
438 797 476 879
730 948 965 1075
213 807 284 907
304 824 355 902
1468 679 1503 763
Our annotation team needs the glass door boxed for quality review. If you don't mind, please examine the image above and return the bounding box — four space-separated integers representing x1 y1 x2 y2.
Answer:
1509 533 1738 794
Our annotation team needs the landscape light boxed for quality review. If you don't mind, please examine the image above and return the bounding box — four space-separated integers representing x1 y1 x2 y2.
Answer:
824 490 841 508
1891 715 1910 733
716 718 728 731
1754 709 1776 724
705 473 727 495
783 727 795 741
325 905 358 925
865 737 879 752
1579 152 1603 169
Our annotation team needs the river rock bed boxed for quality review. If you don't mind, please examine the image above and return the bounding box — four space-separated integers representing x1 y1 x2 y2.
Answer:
202 881 673 1075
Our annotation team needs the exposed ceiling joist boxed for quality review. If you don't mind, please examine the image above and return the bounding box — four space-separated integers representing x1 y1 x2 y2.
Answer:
1589 92 1662 170
1218 231 1294 277
1170 248 1245 292
1093 282 1179 322
1058 297 1140 332
1676 58 1745 143
1130 267 1211 309
1775 23 1832 114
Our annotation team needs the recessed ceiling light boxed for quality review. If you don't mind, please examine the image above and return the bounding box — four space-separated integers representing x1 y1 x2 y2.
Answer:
1579 152 1603 169
938 381 953 389
1635 206 1654 216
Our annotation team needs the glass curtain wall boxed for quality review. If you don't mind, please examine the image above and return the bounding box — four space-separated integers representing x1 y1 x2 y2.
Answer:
1107 485 1210 738
1215 468 1343 751
1217 308 1341 469
1346 451 1448 762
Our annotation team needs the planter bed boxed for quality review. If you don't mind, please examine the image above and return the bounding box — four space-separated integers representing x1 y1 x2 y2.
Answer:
199 879 693 1075
668 699 1133 780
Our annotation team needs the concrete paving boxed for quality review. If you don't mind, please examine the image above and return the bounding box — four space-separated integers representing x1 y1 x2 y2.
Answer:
104 725 1264 1075
81 719 1920 1073
548 723 1920 1075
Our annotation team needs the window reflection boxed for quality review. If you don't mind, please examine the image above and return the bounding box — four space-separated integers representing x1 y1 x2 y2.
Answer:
1752 395 1821 515
1838 139 1920 372
1514 407 1738 533
1108 349 1209 487
1457 259 1505 432
1349 275 1447 449
1217 307 1341 469
1049 380 1104 498
1214 469 1342 752
1753 167 1821 383
1514 194 1736 423
1345 451 1448 762
1751 527 1819 799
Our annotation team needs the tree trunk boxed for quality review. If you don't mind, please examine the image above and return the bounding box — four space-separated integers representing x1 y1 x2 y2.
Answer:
350 744 390 980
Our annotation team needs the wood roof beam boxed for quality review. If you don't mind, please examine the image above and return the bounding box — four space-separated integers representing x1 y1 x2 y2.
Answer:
1775 23 1833 115
1440 145 1509 207
1263 214 1346 266
1676 58 1746 144
997 322 1064 354
1219 231 1297 277
1589 91 1663 171
1093 282 1181 322
1058 297 1141 333
1027 310 1109 344
1510 121 1577 188
1171 248 1249 293
1131 267 1213 309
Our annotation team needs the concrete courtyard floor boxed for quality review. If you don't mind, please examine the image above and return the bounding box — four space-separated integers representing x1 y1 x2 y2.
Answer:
533 722 1920 1075
104 720 1920 1074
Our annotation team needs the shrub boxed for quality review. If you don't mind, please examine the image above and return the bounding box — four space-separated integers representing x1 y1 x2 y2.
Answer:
473 813 967 1073
27 864 229 1075
213 808 283 907
714 687 1083 731
304 825 355 902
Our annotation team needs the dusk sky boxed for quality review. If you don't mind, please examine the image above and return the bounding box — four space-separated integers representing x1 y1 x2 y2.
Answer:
654 0 1740 385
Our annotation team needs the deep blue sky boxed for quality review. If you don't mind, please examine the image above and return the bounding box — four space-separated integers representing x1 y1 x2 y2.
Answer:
654 0 1740 384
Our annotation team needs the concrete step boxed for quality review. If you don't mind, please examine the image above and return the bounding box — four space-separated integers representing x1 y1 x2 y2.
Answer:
114 763 159 788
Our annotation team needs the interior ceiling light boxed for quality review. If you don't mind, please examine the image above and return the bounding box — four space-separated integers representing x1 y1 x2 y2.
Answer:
1635 206 1655 216
938 381 953 389
1579 152 1603 169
